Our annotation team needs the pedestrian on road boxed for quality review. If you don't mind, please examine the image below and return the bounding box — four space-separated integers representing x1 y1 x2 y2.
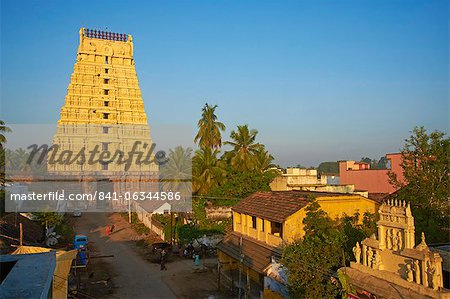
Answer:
160 249 167 271
105 225 111 236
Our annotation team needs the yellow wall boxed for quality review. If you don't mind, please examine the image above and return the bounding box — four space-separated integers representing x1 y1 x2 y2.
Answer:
233 195 378 246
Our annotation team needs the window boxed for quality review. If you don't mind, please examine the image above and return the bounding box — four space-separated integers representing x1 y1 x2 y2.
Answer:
261 220 265 232
271 222 283 238
101 162 108 171
104 78 109 84
102 143 108 151
103 127 109 134
163 210 169 214
105 68 109 74
105 56 109 64
104 101 109 107
103 113 109 119
104 90 109 95
251 216 257 229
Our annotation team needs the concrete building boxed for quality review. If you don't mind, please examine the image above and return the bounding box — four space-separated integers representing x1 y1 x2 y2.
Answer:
270 168 356 194
339 153 405 194
217 191 378 298
343 200 449 299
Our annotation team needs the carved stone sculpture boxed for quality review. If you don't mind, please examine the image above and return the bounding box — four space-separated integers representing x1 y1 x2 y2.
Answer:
414 260 421 284
353 242 361 264
406 264 414 282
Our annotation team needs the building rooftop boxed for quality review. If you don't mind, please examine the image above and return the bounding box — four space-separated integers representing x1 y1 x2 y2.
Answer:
233 190 357 222
217 232 281 274
0 251 56 299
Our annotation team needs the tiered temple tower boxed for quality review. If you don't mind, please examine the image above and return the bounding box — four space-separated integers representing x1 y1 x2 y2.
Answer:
49 28 158 175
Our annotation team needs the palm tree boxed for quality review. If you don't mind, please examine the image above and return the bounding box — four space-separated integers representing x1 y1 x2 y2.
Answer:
159 146 193 197
192 147 225 195
224 125 262 172
254 148 276 173
194 103 226 150
0 120 11 146
0 120 11 187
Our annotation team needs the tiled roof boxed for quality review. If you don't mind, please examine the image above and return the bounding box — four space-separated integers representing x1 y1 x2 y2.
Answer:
232 191 311 222
217 232 281 274
233 190 360 222
368 193 389 203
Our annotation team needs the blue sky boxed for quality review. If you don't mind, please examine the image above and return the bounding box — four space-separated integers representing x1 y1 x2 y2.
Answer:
1 0 448 167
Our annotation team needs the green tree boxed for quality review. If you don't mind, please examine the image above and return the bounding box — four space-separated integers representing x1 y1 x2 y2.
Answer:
160 146 193 200
389 126 450 243
192 147 225 195
194 103 226 150
1 120 11 178
0 120 11 146
208 168 276 199
224 124 262 172
317 161 339 174
33 212 64 227
340 212 378 263
282 201 346 298
254 147 276 173
377 156 388 169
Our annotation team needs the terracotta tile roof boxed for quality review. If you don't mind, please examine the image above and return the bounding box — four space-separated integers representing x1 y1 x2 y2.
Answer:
233 190 352 222
217 232 281 274
232 191 309 222
368 193 389 203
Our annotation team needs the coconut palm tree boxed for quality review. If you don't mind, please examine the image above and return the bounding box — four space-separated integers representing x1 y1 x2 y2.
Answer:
194 103 226 150
0 120 11 187
254 148 276 173
0 120 11 146
159 146 193 197
192 147 225 195
224 125 263 172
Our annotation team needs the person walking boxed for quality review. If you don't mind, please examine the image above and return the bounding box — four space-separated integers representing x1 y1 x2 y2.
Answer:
160 249 167 271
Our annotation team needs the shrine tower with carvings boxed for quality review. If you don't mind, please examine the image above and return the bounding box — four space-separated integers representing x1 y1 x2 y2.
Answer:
49 28 157 174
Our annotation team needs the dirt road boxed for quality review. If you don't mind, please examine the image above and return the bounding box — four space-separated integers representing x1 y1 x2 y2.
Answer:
74 213 176 299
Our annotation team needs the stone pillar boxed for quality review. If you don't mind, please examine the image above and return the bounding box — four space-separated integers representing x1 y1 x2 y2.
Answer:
422 259 428 287
362 245 367 266
378 226 386 249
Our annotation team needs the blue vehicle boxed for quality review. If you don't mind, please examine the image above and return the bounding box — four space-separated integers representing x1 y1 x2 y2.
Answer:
74 235 88 265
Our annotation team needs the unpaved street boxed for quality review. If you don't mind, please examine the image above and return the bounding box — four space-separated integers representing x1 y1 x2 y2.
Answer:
74 213 176 299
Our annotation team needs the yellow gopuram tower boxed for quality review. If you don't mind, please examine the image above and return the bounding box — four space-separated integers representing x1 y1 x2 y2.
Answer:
49 28 158 176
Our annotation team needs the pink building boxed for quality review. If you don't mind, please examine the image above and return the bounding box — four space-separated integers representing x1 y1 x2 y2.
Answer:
339 153 404 194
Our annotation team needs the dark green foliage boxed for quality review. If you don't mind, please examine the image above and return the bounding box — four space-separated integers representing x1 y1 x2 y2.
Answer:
282 203 378 298
389 126 450 243
33 212 64 227
208 169 276 199
317 161 339 174
360 157 388 170
282 201 346 298
192 104 277 196
340 212 378 263
178 223 226 245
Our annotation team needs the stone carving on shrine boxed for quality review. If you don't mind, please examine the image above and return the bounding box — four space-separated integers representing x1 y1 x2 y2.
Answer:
349 200 446 298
